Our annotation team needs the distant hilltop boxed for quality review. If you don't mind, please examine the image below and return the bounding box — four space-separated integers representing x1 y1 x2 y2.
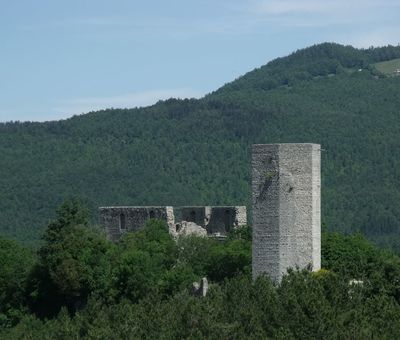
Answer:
1 43 400 252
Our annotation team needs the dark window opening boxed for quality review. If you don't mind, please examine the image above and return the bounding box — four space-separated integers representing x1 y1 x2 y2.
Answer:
149 210 155 219
190 210 196 222
120 213 126 230
224 210 231 231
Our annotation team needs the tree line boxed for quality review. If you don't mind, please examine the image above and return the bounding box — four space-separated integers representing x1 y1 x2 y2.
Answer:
2 200 400 338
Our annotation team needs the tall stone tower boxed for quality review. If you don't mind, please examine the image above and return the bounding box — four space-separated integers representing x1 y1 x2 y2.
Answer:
252 144 321 282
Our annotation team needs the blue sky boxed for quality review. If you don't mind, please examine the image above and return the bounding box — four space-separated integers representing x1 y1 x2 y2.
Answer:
1 0 399 122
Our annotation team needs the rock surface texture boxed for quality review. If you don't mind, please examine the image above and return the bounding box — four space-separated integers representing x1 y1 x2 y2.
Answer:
171 221 207 237
99 206 174 242
99 206 246 241
252 144 321 282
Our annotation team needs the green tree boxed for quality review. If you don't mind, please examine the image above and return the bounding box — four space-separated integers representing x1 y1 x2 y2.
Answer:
112 219 178 301
28 200 114 317
0 236 35 327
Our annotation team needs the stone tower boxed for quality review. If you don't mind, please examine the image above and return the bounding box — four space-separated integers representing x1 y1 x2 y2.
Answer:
252 144 321 282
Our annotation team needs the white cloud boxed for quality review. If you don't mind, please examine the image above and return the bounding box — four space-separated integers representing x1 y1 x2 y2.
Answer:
53 88 203 117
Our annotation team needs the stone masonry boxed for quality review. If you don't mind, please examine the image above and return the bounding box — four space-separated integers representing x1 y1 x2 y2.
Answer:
99 205 247 241
177 206 247 235
99 206 174 242
252 144 321 282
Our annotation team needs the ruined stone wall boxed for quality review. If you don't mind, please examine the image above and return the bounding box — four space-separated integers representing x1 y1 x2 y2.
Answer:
252 144 321 282
207 206 245 235
100 205 247 240
179 207 207 227
235 206 247 226
99 206 174 242
175 206 247 236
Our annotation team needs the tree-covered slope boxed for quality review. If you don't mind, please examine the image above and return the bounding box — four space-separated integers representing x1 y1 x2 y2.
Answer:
1 43 400 248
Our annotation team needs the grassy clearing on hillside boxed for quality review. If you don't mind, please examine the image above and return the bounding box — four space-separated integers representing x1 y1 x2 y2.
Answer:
374 58 400 75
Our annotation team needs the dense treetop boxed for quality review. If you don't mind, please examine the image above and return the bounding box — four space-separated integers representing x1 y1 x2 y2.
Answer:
2 202 400 338
1 42 400 250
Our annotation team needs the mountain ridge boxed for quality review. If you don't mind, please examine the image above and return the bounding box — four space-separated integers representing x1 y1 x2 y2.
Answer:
1 42 400 250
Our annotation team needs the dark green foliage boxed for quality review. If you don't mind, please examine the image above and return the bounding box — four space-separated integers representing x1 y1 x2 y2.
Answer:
4 272 400 339
322 232 400 306
0 237 35 327
206 238 251 281
2 202 400 337
1 43 400 252
176 225 251 282
27 200 115 317
3 42 400 335
322 232 378 276
112 220 179 301
112 222 252 301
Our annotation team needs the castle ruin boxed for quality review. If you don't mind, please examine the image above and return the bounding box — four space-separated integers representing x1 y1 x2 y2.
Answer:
99 143 321 283
99 205 247 242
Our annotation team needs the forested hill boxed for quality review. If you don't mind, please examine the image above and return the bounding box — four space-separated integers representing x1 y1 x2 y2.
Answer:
1 42 400 249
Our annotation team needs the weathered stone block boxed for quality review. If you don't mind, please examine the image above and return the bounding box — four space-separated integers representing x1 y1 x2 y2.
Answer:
207 206 245 235
99 206 174 242
99 205 247 241
179 207 207 227
175 206 247 236
252 144 321 282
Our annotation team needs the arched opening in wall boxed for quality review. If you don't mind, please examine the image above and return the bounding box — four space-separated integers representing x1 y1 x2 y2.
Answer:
149 210 155 219
190 210 196 222
224 210 231 232
119 213 126 231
